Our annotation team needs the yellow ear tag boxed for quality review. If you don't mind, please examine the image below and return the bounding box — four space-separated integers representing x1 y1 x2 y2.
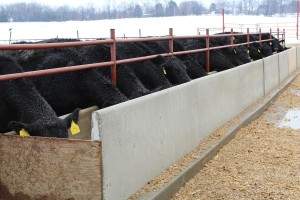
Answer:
258 49 261 53
270 42 272 46
247 50 250 54
70 121 80 135
163 67 167 75
20 129 30 137
234 49 237 54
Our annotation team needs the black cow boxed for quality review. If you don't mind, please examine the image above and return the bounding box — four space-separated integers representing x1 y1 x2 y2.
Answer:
12 48 128 116
248 43 264 61
79 43 160 96
0 55 80 137
233 45 252 64
212 34 252 66
117 42 191 86
117 43 172 90
260 33 285 53
183 37 235 72
260 42 273 57
234 33 285 60
35 39 150 98
139 40 207 79
233 34 264 61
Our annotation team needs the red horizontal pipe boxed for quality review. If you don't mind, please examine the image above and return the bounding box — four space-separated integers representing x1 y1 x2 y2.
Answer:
0 29 280 81
116 54 161 65
0 39 113 50
116 36 171 43
0 61 113 81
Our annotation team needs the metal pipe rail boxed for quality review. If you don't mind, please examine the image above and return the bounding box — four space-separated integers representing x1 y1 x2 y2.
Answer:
0 39 114 50
0 28 284 83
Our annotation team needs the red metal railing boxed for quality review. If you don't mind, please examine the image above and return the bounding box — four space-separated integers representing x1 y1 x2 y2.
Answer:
0 28 284 83
297 0 299 40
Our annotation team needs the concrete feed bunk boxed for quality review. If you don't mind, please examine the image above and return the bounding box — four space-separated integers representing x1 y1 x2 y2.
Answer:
0 47 299 200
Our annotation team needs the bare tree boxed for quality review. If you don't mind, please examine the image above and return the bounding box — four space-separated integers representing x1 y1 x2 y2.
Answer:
154 3 164 17
0 6 9 22
179 1 205 15
277 0 293 16
133 4 143 17
0 0 296 22
165 0 179 16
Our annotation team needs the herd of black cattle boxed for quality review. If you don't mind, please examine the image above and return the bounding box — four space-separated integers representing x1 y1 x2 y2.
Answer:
0 32 285 138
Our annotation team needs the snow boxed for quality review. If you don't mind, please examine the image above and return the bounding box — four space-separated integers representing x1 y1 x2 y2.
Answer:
0 15 299 44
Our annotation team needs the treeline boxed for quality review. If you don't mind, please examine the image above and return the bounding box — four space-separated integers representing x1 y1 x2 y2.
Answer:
217 0 296 16
0 0 297 22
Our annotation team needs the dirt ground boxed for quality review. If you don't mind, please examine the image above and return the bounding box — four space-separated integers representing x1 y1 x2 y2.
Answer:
130 74 300 199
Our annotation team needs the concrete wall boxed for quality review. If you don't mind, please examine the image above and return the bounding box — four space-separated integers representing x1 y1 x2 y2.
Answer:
289 47 297 74
92 60 264 200
263 54 280 95
279 50 289 82
91 49 300 200
297 47 300 68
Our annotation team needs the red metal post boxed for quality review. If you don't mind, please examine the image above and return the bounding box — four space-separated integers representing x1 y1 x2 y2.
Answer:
259 28 262 46
230 28 234 46
110 29 117 85
206 29 210 72
297 0 299 39
283 28 286 48
222 8 225 33
197 28 200 35
169 28 174 56
247 28 250 48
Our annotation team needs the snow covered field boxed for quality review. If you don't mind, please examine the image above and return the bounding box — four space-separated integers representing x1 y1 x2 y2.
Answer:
0 14 298 44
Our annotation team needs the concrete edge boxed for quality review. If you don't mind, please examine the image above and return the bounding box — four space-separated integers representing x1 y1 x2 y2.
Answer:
144 70 300 200
3 106 99 139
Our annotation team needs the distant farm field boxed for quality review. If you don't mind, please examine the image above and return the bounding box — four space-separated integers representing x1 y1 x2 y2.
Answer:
0 15 298 44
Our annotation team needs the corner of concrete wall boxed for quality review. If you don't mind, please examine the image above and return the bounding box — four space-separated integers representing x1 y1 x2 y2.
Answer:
263 54 280 95
279 50 290 82
288 47 297 74
60 106 98 140
297 47 300 68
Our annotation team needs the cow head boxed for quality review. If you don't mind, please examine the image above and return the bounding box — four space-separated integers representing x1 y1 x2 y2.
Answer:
153 55 191 85
8 108 80 138
184 60 207 79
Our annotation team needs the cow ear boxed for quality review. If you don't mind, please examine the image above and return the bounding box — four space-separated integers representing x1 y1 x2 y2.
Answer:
67 61 75 66
183 60 191 68
64 108 80 128
8 121 28 134
152 55 165 66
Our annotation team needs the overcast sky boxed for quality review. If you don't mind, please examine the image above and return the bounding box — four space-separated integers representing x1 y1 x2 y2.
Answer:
0 0 212 8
